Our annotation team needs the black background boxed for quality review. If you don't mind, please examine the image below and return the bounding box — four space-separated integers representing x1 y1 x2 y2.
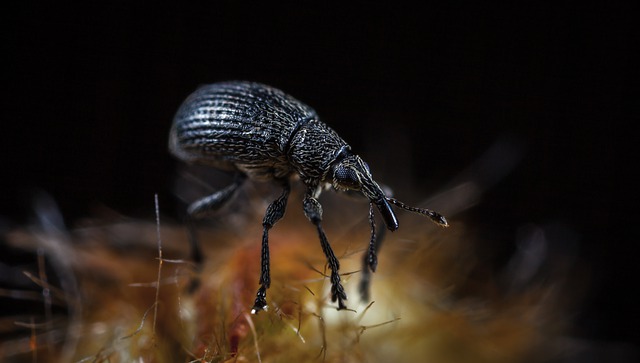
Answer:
2 2 636 353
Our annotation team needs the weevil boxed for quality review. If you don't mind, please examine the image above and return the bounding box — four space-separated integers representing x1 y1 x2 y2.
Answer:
169 81 448 313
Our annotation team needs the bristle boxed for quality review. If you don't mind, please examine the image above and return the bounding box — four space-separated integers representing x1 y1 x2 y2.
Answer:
2 201 581 362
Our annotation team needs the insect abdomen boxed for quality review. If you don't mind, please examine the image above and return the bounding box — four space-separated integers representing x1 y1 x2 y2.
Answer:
170 81 317 179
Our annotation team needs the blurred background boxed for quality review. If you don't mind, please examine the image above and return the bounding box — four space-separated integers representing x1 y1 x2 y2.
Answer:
2 2 635 361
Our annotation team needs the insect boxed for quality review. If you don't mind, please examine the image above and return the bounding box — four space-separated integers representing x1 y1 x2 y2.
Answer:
169 81 448 313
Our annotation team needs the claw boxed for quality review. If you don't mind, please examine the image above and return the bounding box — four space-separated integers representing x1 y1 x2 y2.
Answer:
251 286 268 314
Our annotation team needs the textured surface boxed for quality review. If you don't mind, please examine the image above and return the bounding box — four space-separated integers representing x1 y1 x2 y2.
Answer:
169 81 448 313
169 81 363 312
169 81 340 183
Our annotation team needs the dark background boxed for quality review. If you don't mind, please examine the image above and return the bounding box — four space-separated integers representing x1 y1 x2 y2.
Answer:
2 2 635 355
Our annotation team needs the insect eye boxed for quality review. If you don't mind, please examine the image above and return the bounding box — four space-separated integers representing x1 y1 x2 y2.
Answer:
334 166 361 190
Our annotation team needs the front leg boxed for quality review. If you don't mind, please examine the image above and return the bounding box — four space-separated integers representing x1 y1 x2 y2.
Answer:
358 202 387 302
303 190 348 310
251 180 290 314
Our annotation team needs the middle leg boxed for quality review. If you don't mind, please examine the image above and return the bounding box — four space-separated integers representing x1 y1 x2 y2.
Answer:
251 180 291 314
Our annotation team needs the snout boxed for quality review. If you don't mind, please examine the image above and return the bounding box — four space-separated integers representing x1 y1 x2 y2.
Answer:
375 198 399 231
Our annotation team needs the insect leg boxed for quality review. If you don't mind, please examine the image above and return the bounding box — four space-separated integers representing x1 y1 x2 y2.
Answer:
252 180 291 314
186 174 245 261
358 203 387 302
366 203 379 272
187 174 247 218
340 186 391 301
303 191 348 310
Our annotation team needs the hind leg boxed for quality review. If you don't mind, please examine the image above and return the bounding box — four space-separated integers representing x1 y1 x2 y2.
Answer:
185 174 246 268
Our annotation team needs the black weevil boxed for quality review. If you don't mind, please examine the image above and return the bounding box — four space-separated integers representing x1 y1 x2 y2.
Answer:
169 81 448 313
